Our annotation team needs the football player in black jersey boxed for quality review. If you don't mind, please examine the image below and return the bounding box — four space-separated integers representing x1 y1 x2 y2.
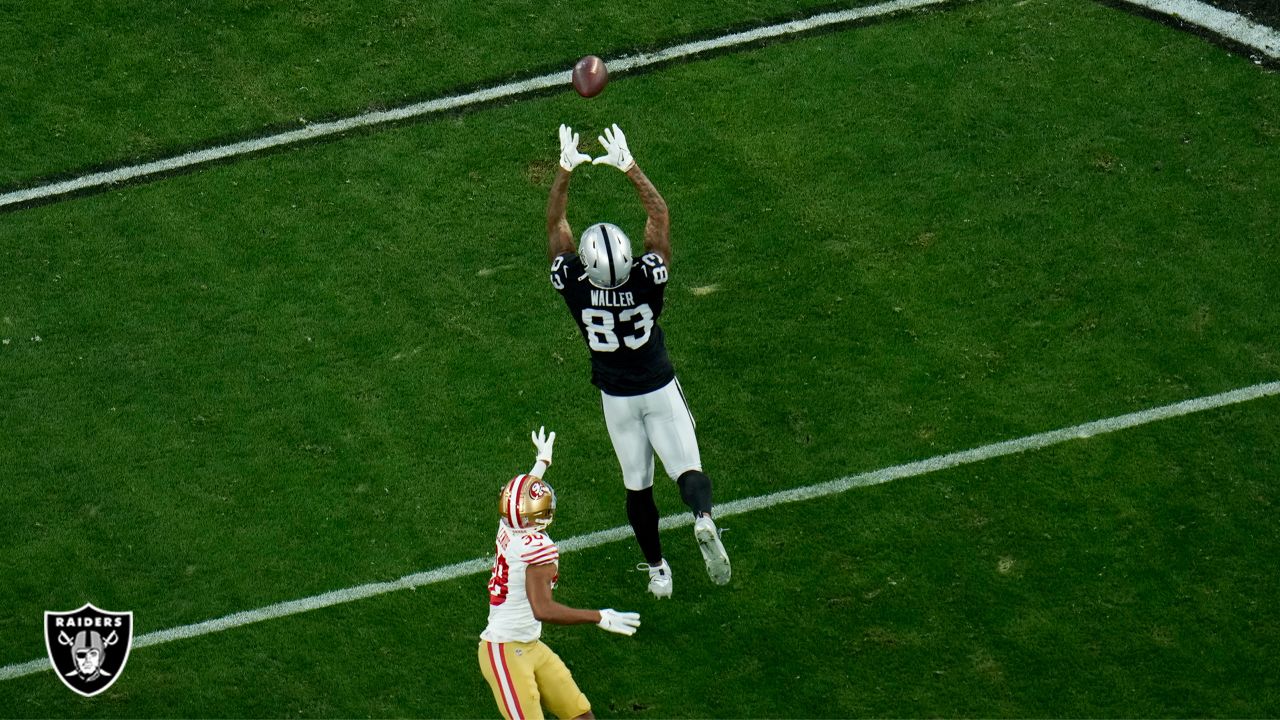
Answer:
546 123 731 598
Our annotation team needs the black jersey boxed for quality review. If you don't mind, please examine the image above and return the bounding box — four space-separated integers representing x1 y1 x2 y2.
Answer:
551 250 675 396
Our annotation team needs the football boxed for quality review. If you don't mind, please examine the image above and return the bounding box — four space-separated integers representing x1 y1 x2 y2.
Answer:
572 55 608 98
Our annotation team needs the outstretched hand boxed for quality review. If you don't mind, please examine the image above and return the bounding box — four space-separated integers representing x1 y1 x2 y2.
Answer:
592 123 635 172
532 426 556 465
597 608 641 636
558 125 592 172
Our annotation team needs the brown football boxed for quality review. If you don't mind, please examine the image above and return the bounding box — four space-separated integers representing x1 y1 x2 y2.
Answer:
572 55 608 98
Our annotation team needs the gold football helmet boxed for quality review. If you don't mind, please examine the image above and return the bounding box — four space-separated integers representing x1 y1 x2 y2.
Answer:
499 474 557 530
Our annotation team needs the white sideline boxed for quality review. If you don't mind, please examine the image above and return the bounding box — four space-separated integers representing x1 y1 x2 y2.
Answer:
2 1 1276 211
1117 0 1280 58
2 379 1277 682
0 0 949 210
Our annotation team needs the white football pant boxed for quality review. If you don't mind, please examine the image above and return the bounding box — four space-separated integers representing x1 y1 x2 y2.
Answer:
601 378 702 491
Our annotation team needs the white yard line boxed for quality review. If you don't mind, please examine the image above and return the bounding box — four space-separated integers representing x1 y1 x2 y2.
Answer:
2 0 1275 211
0 0 949 211
2 379 1277 682
1116 0 1280 58
3 0 1274 211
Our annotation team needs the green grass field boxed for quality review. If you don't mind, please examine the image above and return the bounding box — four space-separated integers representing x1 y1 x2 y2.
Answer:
2 0 1279 716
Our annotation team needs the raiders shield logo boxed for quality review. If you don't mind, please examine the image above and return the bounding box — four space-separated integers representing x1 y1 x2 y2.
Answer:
44 603 133 697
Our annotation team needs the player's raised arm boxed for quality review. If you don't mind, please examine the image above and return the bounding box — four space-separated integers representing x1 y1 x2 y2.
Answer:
627 162 671 265
528 426 555 478
522 428 642 635
548 125 589 262
593 124 670 265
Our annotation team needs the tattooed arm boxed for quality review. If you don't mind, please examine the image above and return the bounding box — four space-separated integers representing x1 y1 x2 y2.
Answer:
625 163 671 264
547 167 576 263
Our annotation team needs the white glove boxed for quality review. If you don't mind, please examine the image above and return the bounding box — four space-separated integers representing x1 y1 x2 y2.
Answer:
592 123 634 172
531 426 555 466
558 124 591 172
597 608 640 636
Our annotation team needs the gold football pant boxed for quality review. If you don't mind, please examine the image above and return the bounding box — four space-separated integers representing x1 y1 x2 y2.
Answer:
478 640 591 720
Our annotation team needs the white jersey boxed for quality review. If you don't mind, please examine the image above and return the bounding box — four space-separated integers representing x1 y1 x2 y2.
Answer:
480 521 560 643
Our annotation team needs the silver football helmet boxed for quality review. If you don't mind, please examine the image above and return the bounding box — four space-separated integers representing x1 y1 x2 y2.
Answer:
579 222 632 289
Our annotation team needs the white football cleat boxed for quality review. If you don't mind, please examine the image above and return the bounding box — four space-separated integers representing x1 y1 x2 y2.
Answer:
694 515 731 585
638 560 673 599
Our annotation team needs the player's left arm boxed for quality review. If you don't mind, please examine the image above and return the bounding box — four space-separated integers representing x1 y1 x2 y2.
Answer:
528 426 554 478
547 169 575 262
548 125 589 262
522 430 597 626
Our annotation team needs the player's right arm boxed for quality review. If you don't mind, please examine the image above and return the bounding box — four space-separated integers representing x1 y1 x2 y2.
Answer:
626 162 671 266
525 563 600 625
548 125 589 262
593 124 671 264
526 564 641 635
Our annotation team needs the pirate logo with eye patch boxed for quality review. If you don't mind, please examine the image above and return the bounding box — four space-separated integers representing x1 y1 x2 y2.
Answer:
45 604 133 697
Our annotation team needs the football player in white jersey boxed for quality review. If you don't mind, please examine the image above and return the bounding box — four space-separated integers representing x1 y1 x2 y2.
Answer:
479 427 641 720
546 124 732 599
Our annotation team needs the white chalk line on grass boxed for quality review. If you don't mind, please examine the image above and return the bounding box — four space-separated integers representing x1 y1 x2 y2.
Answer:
2 0 1276 212
1117 0 1280 59
2 380 1277 682
0 0 949 211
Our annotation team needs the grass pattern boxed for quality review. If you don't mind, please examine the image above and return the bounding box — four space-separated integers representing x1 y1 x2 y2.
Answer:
1 0 1278 716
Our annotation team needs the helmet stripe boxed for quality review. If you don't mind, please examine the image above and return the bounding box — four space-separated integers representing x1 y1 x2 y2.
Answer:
600 224 617 287
505 476 522 528
515 475 529 527
507 474 530 528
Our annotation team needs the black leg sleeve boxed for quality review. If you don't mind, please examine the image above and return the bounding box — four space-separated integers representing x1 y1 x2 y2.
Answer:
625 487 665 565
676 470 713 516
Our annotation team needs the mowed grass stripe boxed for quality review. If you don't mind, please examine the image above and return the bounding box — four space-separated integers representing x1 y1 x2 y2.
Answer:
3 379 1275 683
0 0 951 211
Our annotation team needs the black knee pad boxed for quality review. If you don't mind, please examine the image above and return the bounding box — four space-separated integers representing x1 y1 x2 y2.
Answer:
676 470 713 516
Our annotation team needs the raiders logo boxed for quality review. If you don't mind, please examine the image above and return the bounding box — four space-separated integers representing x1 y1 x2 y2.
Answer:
44 603 134 697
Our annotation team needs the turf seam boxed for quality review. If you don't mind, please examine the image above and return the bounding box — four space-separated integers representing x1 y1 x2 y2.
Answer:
2 379 1277 682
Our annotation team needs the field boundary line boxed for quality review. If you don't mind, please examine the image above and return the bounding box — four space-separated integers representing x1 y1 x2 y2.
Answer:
1112 0 1280 59
2 379 1277 682
0 0 949 212
3 0 1274 213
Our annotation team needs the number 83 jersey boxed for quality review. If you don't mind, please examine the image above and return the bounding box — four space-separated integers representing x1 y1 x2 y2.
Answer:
551 251 675 397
